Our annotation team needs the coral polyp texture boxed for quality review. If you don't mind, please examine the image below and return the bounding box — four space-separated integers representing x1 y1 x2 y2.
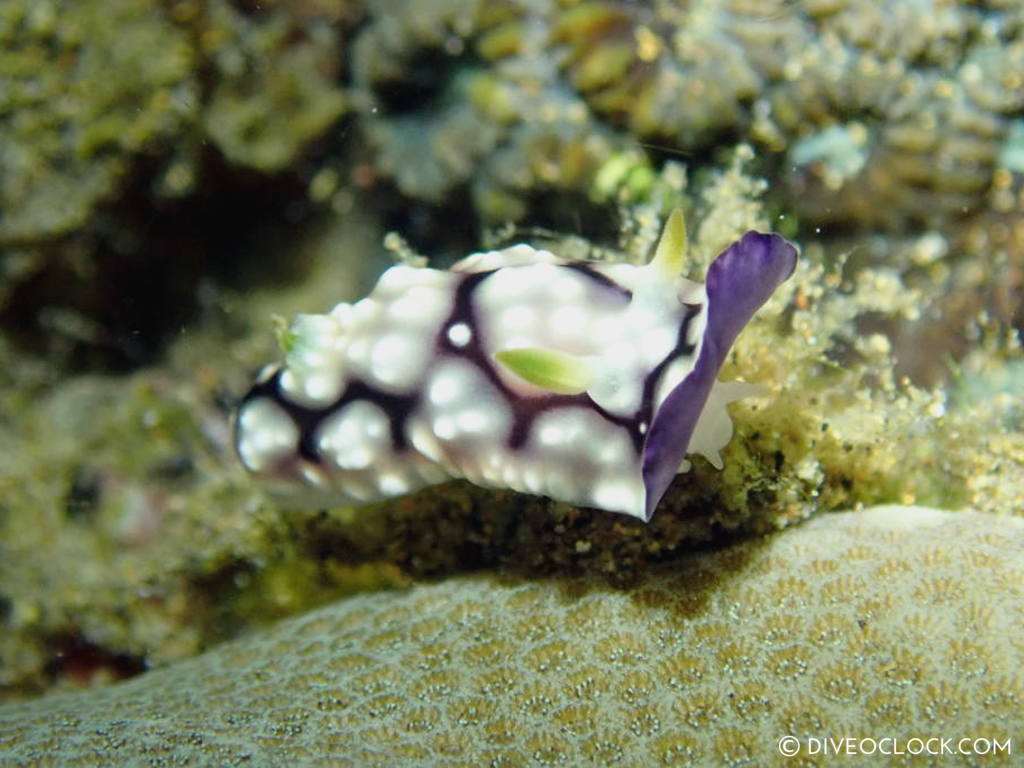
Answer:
2 507 1021 765
236 213 798 519
350 0 1024 231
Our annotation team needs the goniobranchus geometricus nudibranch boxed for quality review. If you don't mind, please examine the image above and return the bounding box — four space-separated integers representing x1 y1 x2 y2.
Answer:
235 211 798 521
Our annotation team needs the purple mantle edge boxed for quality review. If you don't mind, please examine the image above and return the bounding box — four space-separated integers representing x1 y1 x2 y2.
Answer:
640 231 799 521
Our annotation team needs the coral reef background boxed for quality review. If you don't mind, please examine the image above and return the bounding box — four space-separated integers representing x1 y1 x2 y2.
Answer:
2 0 1022 371
0 0 1022 761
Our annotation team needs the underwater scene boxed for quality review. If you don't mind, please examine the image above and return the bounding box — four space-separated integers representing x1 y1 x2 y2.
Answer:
0 0 1022 764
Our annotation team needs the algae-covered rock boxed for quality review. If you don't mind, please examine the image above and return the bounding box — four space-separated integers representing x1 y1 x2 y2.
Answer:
0 0 352 245
201 0 349 173
0 0 355 370
0 0 197 243
1 507 1020 766
0 208 387 699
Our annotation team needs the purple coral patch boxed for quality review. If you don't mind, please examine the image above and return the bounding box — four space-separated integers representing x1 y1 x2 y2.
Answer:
640 231 799 520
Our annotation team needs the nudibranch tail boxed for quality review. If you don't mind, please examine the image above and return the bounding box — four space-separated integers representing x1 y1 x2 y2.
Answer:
640 231 798 520
234 213 798 523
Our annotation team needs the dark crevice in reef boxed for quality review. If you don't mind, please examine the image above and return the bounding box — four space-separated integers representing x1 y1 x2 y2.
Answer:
508 189 623 252
0 149 316 374
373 48 482 117
360 21 489 118
64 466 103 521
187 555 274 646
44 632 148 688
377 184 479 266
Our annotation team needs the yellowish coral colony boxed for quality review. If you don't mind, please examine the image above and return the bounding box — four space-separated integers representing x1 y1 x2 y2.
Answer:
2 508 1021 765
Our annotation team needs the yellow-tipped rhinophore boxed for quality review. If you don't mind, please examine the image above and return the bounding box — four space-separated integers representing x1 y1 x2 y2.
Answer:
494 347 594 394
648 208 687 278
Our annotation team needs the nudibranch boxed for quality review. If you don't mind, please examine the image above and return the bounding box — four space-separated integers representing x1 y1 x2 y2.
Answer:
235 212 798 521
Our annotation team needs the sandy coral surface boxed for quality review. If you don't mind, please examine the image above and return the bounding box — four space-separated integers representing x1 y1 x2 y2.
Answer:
2 507 1021 766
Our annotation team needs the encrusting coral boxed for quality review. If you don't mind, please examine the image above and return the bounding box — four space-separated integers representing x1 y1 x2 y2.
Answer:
2 507 1021 766
0 0 356 368
0 0 196 244
0 0 353 245
350 0 1024 232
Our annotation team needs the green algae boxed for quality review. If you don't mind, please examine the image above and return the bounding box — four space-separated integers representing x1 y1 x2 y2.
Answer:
201 0 348 172
0 0 196 243
0 0 351 245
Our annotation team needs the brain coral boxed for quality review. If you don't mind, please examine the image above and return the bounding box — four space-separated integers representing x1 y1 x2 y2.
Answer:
1 507 1021 766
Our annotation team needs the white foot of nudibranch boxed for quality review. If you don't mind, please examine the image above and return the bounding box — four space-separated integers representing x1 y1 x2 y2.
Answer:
682 380 766 471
